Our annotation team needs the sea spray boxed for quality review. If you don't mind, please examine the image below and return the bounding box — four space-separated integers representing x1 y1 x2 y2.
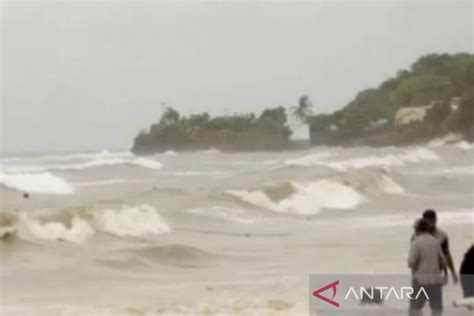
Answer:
92 204 170 237
0 172 74 194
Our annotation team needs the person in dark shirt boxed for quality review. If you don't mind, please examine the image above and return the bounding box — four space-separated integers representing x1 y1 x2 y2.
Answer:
460 244 474 298
423 209 458 284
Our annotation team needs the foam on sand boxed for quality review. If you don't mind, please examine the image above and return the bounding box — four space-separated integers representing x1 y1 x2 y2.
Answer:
93 204 170 237
227 180 366 215
0 172 74 194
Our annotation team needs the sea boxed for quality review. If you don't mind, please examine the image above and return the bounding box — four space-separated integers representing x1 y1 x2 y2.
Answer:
1 135 473 315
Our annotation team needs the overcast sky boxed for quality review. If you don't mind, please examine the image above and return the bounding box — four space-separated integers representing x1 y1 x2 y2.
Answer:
1 0 472 153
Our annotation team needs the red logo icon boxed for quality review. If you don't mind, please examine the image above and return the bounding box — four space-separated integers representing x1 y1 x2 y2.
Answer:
312 280 340 308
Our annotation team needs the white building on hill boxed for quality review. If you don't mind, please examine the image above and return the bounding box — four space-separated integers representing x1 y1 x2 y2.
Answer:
394 105 433 126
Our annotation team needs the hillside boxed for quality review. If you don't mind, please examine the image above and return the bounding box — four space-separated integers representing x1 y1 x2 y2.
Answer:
308 53 474 146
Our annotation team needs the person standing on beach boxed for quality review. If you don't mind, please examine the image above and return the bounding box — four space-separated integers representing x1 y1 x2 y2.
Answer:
408 218 447 316
422 209 458 284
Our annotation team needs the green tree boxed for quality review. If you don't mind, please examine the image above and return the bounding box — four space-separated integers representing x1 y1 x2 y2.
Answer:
159 107 180 126
291 95 313 123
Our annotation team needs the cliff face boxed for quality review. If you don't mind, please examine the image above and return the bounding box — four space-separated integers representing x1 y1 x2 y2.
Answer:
131 107 292 154
308 53 474 146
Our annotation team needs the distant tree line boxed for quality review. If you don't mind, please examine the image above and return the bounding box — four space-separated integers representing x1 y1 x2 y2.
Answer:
132 107 292 154
308 53 474 145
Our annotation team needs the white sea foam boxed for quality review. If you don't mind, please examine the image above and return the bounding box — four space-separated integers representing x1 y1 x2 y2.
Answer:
317 147 439 171
73 179 128 187
1 149 133 162
93 204 170 237
428 133 463 147
0 172 74 194
17 213 94 243
456 141 474 150
54 157 163 171
413 165 474 176
163 150 177 155
198 148 222 154
379 175 405 194
227 180 366 215
283 151 334 167
2 157 163 173
172 171 228 177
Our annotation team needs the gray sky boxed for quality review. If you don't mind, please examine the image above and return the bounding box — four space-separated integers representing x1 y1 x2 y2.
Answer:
1 1 472 153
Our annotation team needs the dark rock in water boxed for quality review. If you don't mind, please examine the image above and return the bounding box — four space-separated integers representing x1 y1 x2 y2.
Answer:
360 287 384 305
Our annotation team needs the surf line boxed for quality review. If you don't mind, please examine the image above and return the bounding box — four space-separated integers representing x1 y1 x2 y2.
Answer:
172 227 289 237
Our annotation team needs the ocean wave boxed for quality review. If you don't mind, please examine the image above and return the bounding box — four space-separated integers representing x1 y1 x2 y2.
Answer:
227 180 366 215
350 209 474 229
0 212 18 239
2 156 163 173
73 179 129 187
336 170 405 196
172 171 229 177
17 213 94 244
226 170 403 214
456 141 474 150
412 165 474 176
282 151 334 167
1 204 170 244
186 206 256 224
132 243 217 265
283 147 439 170
1 149 133 162
92 204 170 237
52 157 163 171
428 133 463 147
197 147 222 154
163 150 177 155
0 172 74 194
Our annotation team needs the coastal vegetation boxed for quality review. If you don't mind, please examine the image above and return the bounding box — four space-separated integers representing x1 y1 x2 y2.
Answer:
132 107 292 154
308 53 474 146
132 53 473 153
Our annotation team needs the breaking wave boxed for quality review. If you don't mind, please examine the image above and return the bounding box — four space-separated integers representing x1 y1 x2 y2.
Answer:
283 147 439 170
428 133 463 147
226 171 403 214
93 204 170 237
283 151 334 167
1 156 163 173
50 157 163 171
1 204 170 244
227 180 365 215
0 172 74 194
17 213 94 244
456 141 474 150
1 149 133 162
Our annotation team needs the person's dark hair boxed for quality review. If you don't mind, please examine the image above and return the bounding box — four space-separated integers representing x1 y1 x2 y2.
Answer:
423 209 437 221
417 218 430 233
